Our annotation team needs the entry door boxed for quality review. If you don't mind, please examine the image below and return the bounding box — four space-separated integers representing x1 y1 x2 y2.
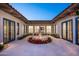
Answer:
3 18 15 44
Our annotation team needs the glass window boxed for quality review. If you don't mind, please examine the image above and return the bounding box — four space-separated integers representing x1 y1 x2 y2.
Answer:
17 23 19 35
46 26 51 34
24 25 26 35
29 26 33 33
3 18 15 44
52 24 56 33
26 25 27 34
67 21 73 41
10 21 15 41
22 24 24 36
78 19 79 43
51 26 54 34
35 26 39 33
3 19 8 43
39 26 45 34
62 22 67 39
62 20 73 41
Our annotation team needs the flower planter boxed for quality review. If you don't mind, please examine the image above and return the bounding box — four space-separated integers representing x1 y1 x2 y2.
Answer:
28 37 52 44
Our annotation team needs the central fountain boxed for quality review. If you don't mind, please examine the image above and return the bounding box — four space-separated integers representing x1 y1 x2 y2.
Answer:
28 33 52 44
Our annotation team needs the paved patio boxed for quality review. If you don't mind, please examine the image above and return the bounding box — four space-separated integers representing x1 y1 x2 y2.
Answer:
0 36 79 56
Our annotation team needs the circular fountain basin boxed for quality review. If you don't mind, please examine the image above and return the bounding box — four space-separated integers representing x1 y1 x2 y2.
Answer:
28 35 52 44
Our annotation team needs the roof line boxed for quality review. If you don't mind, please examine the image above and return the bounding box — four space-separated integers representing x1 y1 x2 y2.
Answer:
8 3 29 21
51 3 73 22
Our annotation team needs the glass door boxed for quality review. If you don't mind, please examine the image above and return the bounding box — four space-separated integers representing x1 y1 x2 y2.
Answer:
67 21 73 42
77 19 79 44
3 18 15 44
3 19 9 43
29 26 33 33
39 26 45 34
62 20 73 42
46 26 51 34
10 21 15 41
62 22 67 39
35 26 39 33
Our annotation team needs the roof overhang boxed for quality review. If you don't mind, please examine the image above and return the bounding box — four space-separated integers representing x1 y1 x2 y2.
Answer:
0 3 28 23
27 20 52 24
52 3 79 23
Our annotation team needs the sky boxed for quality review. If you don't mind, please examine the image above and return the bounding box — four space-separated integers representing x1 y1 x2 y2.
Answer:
10 3 70 20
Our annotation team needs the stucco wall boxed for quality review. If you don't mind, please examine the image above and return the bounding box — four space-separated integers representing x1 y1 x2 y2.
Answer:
54 16 77 38
0 9 27 44
54 15 78 44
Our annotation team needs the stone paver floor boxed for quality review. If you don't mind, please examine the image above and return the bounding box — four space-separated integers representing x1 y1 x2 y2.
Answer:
0 36 79 56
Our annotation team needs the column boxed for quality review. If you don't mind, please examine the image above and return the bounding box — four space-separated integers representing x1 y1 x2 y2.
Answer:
27 25 29 34
0 17 3 44
73 17 77 44
51 25 53 34
26 25 28 34
15 22 17 40
45 26 47 34
33 26 35 33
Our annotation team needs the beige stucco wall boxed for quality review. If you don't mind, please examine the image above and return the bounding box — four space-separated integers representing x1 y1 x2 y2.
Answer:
54 15 78 39
27 23 54 34
0 9 27 44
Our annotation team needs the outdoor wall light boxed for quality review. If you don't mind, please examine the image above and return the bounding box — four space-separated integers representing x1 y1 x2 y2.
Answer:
0 42 3 45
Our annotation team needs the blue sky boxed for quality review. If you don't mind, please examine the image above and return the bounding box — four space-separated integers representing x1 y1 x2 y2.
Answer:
10 3 70 20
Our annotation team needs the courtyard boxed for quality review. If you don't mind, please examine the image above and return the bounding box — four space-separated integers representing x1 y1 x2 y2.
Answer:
0 3 79 56
0 36 79 56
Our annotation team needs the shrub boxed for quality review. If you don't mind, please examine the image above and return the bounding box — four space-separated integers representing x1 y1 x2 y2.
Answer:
0 44 4 51
48 37 52 42
18 35 27 40
34 33 39 36
27 33 33 36
51 34 60 38
42 33 46 35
